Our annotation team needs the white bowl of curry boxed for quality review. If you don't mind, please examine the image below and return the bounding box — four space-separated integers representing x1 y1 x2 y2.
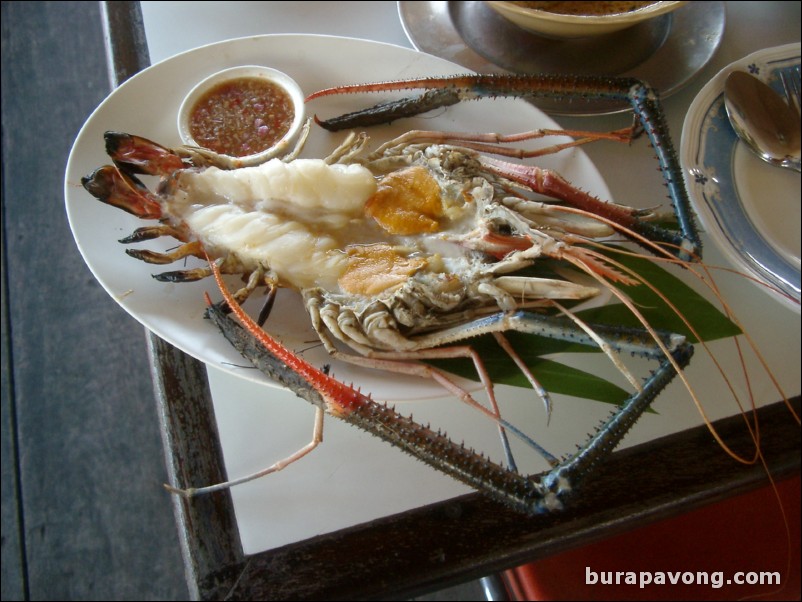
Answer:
485 1 687 39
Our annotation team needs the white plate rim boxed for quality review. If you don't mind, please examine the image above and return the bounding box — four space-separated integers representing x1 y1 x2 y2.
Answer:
64 33 612 400
680 42 801 313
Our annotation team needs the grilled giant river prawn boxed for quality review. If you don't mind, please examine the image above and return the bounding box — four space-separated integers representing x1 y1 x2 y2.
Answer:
81 74 791 514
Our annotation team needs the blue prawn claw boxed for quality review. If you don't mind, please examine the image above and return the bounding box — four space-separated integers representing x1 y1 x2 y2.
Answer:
307 73 701 261
205 263 693 515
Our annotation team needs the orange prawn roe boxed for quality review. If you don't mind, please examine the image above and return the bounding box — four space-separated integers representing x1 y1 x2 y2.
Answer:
188 77 294 157
339 244 428 296
366 166 444 235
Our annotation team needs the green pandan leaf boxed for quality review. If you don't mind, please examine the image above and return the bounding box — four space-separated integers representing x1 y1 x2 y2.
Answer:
574 247 742 343
426 335 630 404
425 244 741 406
520 357 630 403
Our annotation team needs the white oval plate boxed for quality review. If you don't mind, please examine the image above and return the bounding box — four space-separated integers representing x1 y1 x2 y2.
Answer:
680 43 801 313
65 34 610 401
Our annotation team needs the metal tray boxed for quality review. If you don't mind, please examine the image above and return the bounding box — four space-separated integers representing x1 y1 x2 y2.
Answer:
398 0 725 115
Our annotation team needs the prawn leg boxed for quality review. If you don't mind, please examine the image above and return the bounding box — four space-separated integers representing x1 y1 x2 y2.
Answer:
200 260 692 514
203 278 556 513
307 74 701 260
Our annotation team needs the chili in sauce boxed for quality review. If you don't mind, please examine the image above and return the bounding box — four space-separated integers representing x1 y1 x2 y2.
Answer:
189 77 295 157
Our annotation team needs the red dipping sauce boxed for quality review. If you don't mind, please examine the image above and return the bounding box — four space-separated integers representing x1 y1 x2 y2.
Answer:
188 77 295 157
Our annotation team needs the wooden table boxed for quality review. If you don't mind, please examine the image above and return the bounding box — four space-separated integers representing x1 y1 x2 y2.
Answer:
2 2 799 600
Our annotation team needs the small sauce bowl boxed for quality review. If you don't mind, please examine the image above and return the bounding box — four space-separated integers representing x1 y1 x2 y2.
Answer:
177 65 305 165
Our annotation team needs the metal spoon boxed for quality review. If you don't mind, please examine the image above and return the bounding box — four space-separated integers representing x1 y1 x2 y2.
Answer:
724 71 801 173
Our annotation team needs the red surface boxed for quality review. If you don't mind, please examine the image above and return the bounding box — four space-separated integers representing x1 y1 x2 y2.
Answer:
504 475 801 601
